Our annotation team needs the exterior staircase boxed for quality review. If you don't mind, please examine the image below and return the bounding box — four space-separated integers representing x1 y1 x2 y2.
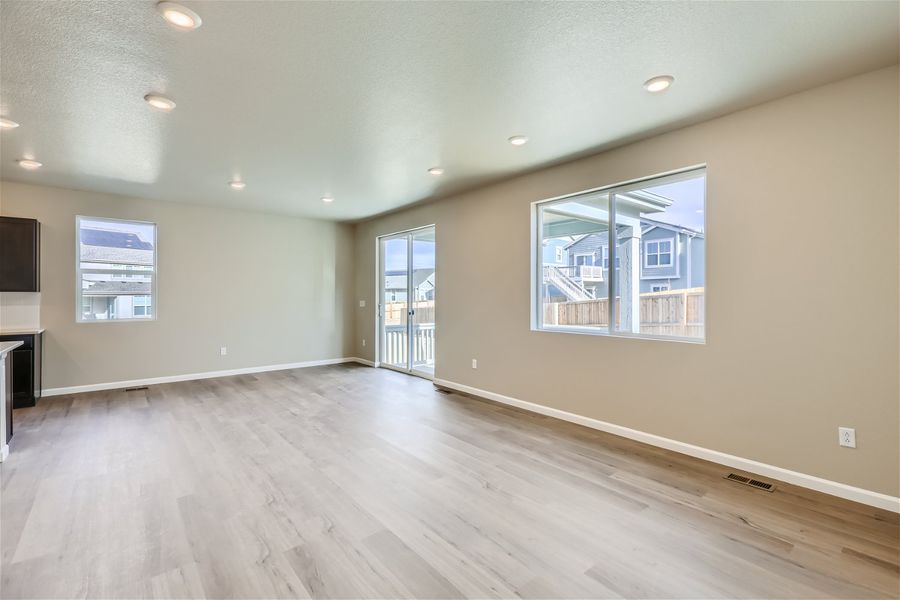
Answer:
545 266 592 301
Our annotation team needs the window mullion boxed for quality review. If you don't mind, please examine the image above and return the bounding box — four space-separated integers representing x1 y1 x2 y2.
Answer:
535 205 544 329
608 191 617 333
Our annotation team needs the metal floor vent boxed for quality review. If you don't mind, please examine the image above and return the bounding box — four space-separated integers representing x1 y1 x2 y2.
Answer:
124 386 149 392
725 472 775 492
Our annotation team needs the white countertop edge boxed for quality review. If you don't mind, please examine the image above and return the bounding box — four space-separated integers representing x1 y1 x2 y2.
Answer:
0 341 24 356
0 328 45 335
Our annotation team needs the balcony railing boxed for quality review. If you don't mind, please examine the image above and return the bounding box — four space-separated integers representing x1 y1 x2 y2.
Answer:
578 265 604 280
543 265 604 281
383 323 435 367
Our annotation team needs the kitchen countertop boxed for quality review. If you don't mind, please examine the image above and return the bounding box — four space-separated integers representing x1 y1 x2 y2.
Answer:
0 341 24 357
0 328 45 336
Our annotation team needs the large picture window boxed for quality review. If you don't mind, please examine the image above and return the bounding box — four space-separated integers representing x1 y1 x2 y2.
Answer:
533 167 705 341
76 216 157 322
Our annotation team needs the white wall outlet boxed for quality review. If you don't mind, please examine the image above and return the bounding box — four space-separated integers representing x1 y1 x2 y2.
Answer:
362 339 366 347
471 359 477 369
359 300 366 308
220 346 227 356
838 427 856 448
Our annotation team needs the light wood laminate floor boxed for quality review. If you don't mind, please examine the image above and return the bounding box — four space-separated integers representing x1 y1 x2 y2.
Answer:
1 364 898 599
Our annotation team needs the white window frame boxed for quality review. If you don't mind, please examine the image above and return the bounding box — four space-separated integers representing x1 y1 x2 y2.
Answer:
530 165 706 344
601 245 621 270
76 215 158 323
573 252 594 267
644 237 675 268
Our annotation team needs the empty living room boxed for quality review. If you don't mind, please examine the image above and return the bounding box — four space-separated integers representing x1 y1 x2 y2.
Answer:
1 1 898 599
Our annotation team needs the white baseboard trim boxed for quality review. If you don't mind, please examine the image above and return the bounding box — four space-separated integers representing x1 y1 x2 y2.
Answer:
43 357 369 397
433 378 900 513
351 357 376 367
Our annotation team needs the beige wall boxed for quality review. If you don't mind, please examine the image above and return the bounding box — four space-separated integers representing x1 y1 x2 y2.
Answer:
353 66 900 496
0 182 355 390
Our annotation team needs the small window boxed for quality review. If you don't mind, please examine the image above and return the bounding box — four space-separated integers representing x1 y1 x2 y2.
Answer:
76 216 157 322
574 253 594 266
601 246 620 270
644 238 674 268
133 295 152 317
651 283 670 292
554 246 563 262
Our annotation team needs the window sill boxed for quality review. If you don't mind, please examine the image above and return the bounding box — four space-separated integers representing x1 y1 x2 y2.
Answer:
532 324 705 345
76 317 157 324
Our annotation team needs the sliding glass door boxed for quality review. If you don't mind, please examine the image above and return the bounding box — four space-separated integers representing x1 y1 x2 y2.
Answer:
380 234 410 370
378 226 436 377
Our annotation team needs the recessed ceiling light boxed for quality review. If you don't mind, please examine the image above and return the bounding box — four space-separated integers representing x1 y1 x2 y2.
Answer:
321 195 334 203
144 94 176 112
17 159 42 170
229 180 246 190
156 2 202 30
0 118 20 129
428 167 444 176
508 135 529 146
643 75 674 93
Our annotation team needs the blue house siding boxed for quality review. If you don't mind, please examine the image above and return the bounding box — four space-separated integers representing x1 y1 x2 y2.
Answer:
562 225 704 297
543 238 569 266
689 235 705 288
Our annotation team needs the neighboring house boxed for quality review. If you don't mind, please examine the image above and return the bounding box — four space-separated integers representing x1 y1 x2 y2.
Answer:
80 227 154 320
541 238 571 299
384 268 436 302
542 238 569 267
543 217 704 301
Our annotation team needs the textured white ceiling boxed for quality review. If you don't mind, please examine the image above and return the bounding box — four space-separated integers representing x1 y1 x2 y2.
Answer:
1 1 897 221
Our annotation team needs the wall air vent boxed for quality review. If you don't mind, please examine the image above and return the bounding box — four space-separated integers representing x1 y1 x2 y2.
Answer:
124 386 150 392
725 472 775 492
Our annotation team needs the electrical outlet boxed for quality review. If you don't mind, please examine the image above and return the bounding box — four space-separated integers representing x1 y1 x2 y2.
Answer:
838 427 856 448
362 339 366 347
471 359 477 369
220 346 227 356
359 300 366 308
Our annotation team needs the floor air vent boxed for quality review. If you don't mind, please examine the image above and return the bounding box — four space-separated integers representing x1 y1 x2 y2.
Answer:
725 472 775 492
124 386 149 392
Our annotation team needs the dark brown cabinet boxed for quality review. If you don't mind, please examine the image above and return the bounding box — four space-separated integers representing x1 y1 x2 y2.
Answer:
0 333 42 409
0 217 41 292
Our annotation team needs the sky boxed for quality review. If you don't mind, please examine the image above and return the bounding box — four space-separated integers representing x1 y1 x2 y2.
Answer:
642 175 705 232
80 217 156 245
384 239 436 272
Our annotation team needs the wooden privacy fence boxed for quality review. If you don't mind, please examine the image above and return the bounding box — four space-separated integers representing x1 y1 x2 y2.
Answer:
544 287 704 338
384 301 435 326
